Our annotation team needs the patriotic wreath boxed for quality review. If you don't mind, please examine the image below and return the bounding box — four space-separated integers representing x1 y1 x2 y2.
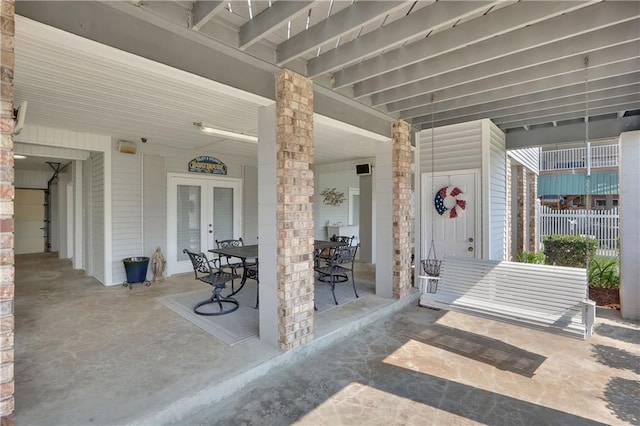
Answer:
434 186 466 219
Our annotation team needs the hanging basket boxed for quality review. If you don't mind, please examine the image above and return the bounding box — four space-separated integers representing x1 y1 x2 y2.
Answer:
421 258 441 277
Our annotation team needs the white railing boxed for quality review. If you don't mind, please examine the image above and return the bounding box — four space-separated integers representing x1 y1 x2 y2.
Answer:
539 206 618 256
540 144 618 171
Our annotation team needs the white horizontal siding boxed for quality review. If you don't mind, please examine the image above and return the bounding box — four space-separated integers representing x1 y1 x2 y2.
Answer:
111 147 143 284
17 124 111 151
14 142 91 161
419 120 483 173
314 161 362 241
142 148 168 255
508 147 540 174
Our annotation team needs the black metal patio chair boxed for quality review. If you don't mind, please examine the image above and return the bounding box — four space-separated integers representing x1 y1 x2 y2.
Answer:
244 259 259 309
215 237 256 293
183 249 240 316
316 234 355 267
314 244 359 305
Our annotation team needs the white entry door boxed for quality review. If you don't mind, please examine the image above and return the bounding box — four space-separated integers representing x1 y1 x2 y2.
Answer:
15 189 46 254
167 174 242 275
421 169 479 260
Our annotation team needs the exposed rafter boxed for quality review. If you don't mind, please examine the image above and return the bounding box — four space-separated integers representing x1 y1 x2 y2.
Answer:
239 1 314 50
388 60 640 114
493 96 640 130
332 1 594 89
276 1 406 65
190 1 226 31
400 71 640 121
307 0 495 78
357 3 640 99
505 115 640 149
411 86 640 127
370 28 640 107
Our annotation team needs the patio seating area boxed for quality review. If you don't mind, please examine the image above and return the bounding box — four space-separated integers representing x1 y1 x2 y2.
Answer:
15 252 640 425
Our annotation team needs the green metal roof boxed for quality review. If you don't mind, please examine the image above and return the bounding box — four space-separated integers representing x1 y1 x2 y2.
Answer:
538 172 618 196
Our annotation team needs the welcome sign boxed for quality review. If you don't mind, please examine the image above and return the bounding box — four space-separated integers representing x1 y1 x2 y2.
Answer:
188 156 227 175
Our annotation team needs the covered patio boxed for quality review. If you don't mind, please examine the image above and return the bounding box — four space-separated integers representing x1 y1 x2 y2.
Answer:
3 1 640 423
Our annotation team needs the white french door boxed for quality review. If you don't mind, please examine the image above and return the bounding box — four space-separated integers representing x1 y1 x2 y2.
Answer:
167 173 242 274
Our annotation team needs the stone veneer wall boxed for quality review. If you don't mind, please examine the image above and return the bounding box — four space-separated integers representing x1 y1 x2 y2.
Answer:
275 69 315 351
505 157 512 260
515 166 527 255
0 0 14 423
392 119 412 299
528 172 538 252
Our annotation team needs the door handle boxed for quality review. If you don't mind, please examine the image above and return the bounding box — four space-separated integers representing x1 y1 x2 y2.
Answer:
468 247 474 252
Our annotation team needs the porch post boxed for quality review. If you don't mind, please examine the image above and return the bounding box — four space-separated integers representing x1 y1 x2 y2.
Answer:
619 130 640 320
505 157 513 260
392 119 413 298
515 165 527 255
259 69 315 350
528 172 539 252
0 0 15 422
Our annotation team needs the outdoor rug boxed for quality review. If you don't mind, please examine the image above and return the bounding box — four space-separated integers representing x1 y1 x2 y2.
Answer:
158 278 374 346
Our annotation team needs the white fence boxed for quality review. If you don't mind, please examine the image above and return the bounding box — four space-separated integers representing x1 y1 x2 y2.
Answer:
539 206 618 256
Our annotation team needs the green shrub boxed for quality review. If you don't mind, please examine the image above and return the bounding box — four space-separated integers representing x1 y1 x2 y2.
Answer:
543 235 597 268
589 256 620 289
517 251 546 264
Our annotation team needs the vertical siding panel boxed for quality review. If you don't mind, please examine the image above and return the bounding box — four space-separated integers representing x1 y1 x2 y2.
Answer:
489 121 507 261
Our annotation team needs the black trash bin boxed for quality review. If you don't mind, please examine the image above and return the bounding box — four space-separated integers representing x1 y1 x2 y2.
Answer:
123 257 150 288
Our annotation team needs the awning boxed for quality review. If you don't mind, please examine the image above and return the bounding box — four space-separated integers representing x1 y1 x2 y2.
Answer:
538 172 618 196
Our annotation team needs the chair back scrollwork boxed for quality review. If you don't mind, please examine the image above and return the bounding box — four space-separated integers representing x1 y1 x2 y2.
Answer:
331 244 359 265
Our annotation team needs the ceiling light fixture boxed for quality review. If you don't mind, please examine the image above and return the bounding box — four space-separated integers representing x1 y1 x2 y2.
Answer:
14 154 26 160
194 122 258 143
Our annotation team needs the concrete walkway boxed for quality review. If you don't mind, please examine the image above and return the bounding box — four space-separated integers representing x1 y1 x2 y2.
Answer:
178 306 640 425
14 253 640 425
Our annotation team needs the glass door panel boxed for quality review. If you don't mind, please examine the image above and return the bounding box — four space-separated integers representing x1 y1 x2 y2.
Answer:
212 187 234 243
176 185 201 262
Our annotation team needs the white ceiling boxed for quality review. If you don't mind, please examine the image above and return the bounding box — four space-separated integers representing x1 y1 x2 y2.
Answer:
12 1 640 171
13 15 388 172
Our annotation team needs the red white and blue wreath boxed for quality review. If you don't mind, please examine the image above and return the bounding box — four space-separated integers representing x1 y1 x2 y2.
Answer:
434 186 466 219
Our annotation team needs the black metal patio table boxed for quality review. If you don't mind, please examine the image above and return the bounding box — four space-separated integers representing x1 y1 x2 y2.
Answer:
210 240 347 298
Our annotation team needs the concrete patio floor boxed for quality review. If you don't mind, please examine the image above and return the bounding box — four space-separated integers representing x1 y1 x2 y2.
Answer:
14 253 640 425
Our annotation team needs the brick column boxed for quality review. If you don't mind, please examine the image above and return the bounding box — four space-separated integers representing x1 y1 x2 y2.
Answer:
0 0 15 423
528 172 538 251
505 157 512 260
515 165 527 255
392 119 412 299
275 69 314 350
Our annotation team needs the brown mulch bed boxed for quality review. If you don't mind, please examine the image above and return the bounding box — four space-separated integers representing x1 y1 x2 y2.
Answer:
589 287 620 310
